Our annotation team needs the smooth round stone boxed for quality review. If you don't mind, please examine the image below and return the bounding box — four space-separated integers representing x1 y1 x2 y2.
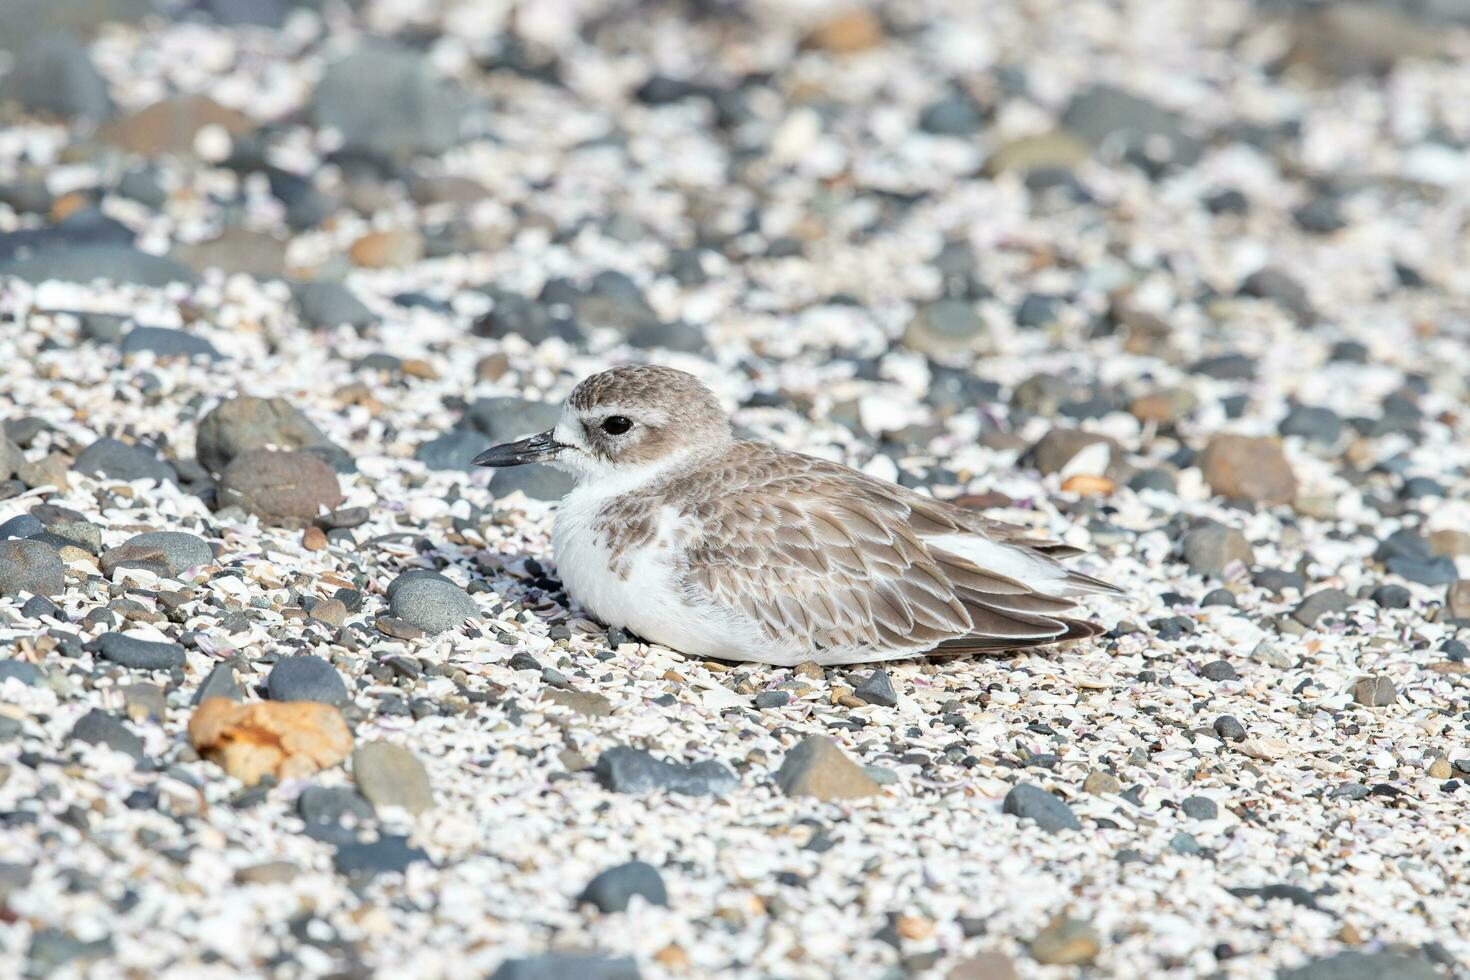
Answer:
73 437 175 484
1001 783 1081 833
266 654 348 705
387 573 477 635
352 741 433 815
217 450 342 524
0 514 44 540
576 861 669 913
195 396 339 475
94 633 186 670
0 660 43 686
0 538 65 597
100 531 213 578
69 710 144 762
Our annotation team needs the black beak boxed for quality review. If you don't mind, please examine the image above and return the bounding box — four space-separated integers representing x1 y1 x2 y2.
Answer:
472 429 564 467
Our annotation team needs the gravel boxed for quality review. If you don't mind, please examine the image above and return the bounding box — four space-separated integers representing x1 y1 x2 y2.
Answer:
1 0 1468 975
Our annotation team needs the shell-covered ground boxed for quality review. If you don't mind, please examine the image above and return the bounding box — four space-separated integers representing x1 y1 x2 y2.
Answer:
2 0 1469 977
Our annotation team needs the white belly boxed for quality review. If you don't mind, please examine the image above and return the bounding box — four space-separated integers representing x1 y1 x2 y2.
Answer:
551 488 776 662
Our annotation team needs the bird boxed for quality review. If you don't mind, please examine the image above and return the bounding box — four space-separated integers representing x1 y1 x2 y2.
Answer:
474 364 1121 666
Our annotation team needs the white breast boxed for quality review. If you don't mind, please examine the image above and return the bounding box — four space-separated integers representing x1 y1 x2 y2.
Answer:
551 484 773 661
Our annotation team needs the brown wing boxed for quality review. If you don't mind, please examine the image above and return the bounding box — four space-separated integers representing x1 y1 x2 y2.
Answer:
674 444 1111 659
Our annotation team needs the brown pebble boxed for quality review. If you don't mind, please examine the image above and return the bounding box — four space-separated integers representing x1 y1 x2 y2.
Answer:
302 526 327 551
803 9 885 53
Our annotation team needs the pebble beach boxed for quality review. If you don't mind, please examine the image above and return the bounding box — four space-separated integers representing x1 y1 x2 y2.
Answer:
2 0 1470 977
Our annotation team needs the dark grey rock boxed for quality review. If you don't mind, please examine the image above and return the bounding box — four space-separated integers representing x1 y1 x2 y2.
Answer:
120 326 220 360
191 662 241 705
416 426 486 471
332 835 428 880
199 0 291 27
94 633 185 670
471 290 580 344
1213 715 1246 741
27 928 115 977
490 465 575 501
753 690 790 710
0 660 43 686
1015 293 1063 328
100 531 212 577
0 538 65 597
1201 588 1236 607
116 165 168 208
1278 951 1440 980
570 271 659 333
577 861 669 913
1181 795 1218 820
1170 832 1202 855
490 954 641 980
1292 588 1351 627
1401 476 1444 500
1293 196 1346 234
919 93 985 135
0 436 22 481
1230 883 1321 910
1191 353 1256 380
196 396 338 475
74 437 175 483
70 709 144 761
625 319 708 354
1061 84 1200 164
854 669 897 707
267 654 348 704
1280 405 1343 443
0 32 112 120
594 746 738 797
1002 783 1081 833
1388 556 1457 587
0 208 132 262
1128 468 1177 494
21 594 60 619
1239 267 1314 322
464 397 563 442
904 298 987 359
1200 660 1237 682
0 514 44 539
1370 584 1411 609
298 785 374 844
0 0 154 53
291 281 374 331
0 244 198 286
313 39 470 163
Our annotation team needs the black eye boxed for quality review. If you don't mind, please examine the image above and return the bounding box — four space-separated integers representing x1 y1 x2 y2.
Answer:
601 415 632 435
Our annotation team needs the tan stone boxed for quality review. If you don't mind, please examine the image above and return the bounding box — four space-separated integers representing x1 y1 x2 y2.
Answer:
99 95 255 156
1083 769 1121 795
1030 915 1101 966
775 735 880 800
349 229 424 268
1430 529 1470 557
1060 474 1115 496
189 698 352 786
301 526 328 552
803 10 885 53
948 952 1020 980
983 132 1089 176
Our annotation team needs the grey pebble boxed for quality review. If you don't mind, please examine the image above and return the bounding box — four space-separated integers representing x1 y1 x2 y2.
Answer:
73 437 175 484
70 710 144 762
1002 783 1081 833
298 785 375 844
0 538 64 597
120 326 220 360
93 633 185 671
191 662 242 705
577 861 669 913
1292 588 1351 627
291 281 374 331
594 746 738 797
353 741 434 815
0 660 43 686
1213 716 1247 741
100 531 213 578
853 669 898 707
1200 660 1237 682
266 654 348 705
1278 951 1441 980
387 572 477 635
1352 675 1398 707
332 835 429 881
489 954 641 980
1181 796 1219 820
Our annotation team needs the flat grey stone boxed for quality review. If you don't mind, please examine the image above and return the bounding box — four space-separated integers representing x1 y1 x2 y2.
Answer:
93 633 185 671
577 861 668 913
387 573 477 634
1002 783 1081 833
